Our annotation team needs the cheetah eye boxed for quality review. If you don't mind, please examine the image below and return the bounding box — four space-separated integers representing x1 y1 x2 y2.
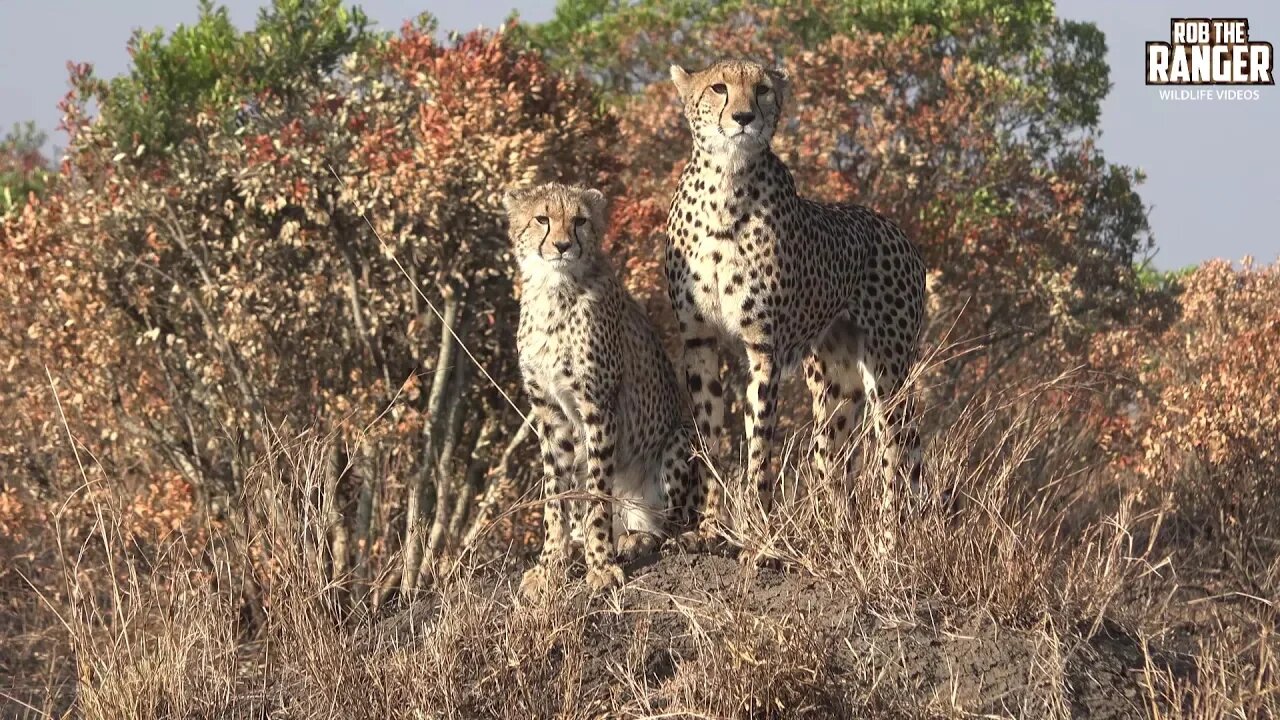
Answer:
710 83 728 95
534 215 549 225
755 84 771 96
572 217 588 229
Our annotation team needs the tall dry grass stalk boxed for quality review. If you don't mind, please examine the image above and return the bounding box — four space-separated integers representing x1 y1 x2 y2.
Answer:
9 362 1277 719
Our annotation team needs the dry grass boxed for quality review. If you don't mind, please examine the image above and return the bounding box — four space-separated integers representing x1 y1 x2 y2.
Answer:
3 370 1278 719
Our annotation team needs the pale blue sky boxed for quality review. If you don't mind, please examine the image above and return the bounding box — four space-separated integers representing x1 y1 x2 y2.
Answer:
1 1 1276 269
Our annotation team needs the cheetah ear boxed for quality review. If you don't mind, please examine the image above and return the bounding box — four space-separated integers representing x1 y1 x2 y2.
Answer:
670 64 693 100
501 187 527 215
767 65 790 105
581 188 607 216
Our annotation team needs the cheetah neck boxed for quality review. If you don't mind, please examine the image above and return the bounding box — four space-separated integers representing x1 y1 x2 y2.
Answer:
520 254 616 305
687 147 798 213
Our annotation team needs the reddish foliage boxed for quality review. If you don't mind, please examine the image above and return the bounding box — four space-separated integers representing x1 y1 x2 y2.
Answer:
1092 260 1280 543
0 26 616 589
600 7 1152 416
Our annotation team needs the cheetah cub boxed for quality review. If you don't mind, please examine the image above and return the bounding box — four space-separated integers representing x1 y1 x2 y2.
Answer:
665 60 927 531
504 183 693 596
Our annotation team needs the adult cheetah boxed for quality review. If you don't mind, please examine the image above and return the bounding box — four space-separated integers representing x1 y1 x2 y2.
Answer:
665 60 927 530
505 182 693 596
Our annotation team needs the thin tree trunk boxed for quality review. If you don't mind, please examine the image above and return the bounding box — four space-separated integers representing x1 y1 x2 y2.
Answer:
351 442 375 600
336 225 394 399
322 441 350 612
447 414 499 543
400 286 460 594
461 416 535 551
421 353 471 580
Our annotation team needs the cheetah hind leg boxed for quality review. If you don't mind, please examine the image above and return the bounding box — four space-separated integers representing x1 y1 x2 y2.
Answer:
671 457 728 553
651 425 716 553
858 358 930 555
806 322 869 506
608 453 669 566
657 427 695 531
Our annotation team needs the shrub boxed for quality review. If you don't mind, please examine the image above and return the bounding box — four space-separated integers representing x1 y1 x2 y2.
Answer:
0 21 618 610
540 1 1163 419
1113 260 1280 555
0 121 52 214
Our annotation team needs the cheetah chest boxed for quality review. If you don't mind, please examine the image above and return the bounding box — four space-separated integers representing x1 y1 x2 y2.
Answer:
519 292 589 427
522 333 583 423
682 211 776 341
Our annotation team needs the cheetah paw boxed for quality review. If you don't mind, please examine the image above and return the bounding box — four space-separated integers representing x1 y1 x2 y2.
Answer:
738 548 784 572
519 564 560 600
660 535 686 555
616 532 660 564
585 563 625 594
672 520 724 553
874 528 899 557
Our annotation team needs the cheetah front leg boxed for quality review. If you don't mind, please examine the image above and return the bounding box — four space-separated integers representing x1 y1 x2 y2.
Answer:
579 397 625 593
743 345 783 514
667 251 726 541
519 397 576 600
681 332 726 531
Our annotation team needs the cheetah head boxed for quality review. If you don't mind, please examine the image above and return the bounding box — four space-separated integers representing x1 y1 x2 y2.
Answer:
670 59 789 158
502 182 607 274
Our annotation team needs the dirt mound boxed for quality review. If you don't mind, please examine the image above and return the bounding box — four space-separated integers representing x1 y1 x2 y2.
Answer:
366 552 1186 718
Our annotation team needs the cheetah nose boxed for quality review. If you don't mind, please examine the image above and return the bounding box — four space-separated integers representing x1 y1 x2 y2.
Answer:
731 111 755 126
553 239 574 254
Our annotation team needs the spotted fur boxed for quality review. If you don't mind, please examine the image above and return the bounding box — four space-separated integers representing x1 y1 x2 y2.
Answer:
505 183 693 596
665 60 927 529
